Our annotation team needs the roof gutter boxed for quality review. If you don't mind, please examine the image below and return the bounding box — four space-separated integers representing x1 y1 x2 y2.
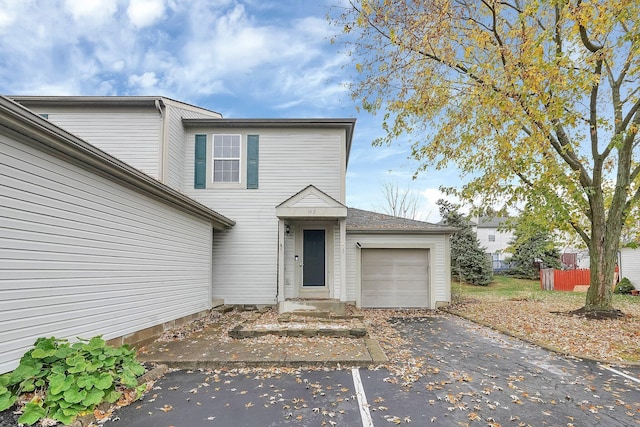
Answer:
346 227 458 235
0 96 235 230
183 118 356 167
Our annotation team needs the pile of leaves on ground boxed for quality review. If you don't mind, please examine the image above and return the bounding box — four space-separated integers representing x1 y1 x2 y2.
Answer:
363 309 442 386
0 336 149 426
157 310 224 341
447 293 640 362
251 307 361 330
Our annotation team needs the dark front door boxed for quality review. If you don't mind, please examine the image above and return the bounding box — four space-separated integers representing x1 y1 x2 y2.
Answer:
303 229 325 287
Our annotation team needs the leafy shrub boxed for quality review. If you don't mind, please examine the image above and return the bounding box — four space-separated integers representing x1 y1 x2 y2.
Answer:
0 336 146 425
614 277 635 294
506 231 561 280
438 200 493 286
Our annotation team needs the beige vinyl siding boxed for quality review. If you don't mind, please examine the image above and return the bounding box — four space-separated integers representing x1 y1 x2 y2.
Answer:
30 107 162 179
476 226 513 260
620 247 640 289
166 107 186 191
0 135 212 374
185 128 344 304
165 104 221 192
345 233 451 309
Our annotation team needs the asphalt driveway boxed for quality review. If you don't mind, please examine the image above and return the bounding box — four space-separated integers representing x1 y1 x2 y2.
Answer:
104 313 640 426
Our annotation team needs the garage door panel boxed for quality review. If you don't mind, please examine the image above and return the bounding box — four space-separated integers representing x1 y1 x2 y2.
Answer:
362 290 429 308
361 248 430 308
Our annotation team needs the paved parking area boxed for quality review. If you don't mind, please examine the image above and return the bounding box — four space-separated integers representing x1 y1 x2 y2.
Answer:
105 314 640 426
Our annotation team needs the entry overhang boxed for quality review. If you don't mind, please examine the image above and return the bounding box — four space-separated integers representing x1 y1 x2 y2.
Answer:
276 185 347 219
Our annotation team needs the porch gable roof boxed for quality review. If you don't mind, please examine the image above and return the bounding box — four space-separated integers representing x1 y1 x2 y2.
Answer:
276 185 347 219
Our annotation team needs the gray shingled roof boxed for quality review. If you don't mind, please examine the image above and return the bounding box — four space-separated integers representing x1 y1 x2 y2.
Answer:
476 216 511 228
346 208 457 234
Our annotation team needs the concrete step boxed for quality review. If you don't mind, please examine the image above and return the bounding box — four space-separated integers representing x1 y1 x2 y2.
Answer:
283 310 332 319
228 322 368 339
212 304 235 314
278 300 347 315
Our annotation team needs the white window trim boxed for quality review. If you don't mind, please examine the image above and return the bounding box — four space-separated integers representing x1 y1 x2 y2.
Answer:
208 134 245 189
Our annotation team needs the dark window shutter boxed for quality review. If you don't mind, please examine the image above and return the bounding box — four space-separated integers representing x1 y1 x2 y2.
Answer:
246 134 259 189
194 134 207 189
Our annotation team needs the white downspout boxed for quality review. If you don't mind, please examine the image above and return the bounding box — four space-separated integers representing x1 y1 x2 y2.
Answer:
340 219 347 302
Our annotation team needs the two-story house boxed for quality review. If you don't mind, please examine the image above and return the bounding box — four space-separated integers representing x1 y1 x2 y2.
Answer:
473 216 514 271
1 95 455 373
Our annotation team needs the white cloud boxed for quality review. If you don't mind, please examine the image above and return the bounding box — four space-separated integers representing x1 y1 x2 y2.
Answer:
64 0 118 24
128 71 158 88
127 0 165 28
112 60 125 71
0 0 21 29
273 99 304 110
419 187 448 222
0 1 367 117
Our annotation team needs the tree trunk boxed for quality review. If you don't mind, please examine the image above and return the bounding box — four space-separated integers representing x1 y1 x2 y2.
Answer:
584 220 620 312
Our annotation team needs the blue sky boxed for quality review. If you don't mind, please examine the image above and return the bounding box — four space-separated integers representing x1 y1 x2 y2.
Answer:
0 0 461 221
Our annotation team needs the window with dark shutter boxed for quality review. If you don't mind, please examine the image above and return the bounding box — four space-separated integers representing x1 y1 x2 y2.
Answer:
246 135 259 189
194 134 207 189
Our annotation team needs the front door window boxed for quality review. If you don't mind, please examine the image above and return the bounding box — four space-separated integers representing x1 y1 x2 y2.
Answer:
303 229 325 287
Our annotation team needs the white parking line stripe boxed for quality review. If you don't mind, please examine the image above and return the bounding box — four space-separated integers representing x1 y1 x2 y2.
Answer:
601 365 640 385
351 368 374 427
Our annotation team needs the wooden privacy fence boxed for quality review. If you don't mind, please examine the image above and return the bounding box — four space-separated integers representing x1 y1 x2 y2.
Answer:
540 268 591 291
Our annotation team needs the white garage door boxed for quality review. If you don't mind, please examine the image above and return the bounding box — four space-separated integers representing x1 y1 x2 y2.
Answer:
361 248 430 308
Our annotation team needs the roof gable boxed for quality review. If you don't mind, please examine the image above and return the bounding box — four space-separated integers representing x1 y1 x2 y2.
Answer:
276 185 347 218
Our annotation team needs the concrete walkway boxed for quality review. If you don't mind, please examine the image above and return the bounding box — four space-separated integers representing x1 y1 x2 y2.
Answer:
136 311 388 369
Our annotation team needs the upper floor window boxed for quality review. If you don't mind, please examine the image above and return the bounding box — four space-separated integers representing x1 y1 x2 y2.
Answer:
194 133 258 189
213 134 241 183
488 234 496 242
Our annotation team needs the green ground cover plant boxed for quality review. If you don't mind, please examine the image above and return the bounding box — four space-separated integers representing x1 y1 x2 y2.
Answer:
0 336 145 425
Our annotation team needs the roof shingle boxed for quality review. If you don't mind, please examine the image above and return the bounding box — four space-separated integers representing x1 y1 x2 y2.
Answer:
346 208 457 234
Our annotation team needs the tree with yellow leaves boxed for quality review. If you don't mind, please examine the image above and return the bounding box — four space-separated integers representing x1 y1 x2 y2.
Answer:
334 0 640 315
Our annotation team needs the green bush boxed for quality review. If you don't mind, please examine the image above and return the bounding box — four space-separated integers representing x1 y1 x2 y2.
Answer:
0 336 146 425
438 200 493 286
614 277 635 294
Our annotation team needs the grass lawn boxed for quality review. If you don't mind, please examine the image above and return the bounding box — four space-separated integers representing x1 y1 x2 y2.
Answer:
447 275 640 363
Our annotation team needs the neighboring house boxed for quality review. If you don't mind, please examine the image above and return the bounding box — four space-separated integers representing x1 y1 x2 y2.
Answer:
1 95 455 373
620 246 640 289
473 216 514 271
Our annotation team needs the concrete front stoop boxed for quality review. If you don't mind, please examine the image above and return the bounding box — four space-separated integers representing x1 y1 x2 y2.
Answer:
278 299 350 316
135 306 388 369
229 305 368 339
